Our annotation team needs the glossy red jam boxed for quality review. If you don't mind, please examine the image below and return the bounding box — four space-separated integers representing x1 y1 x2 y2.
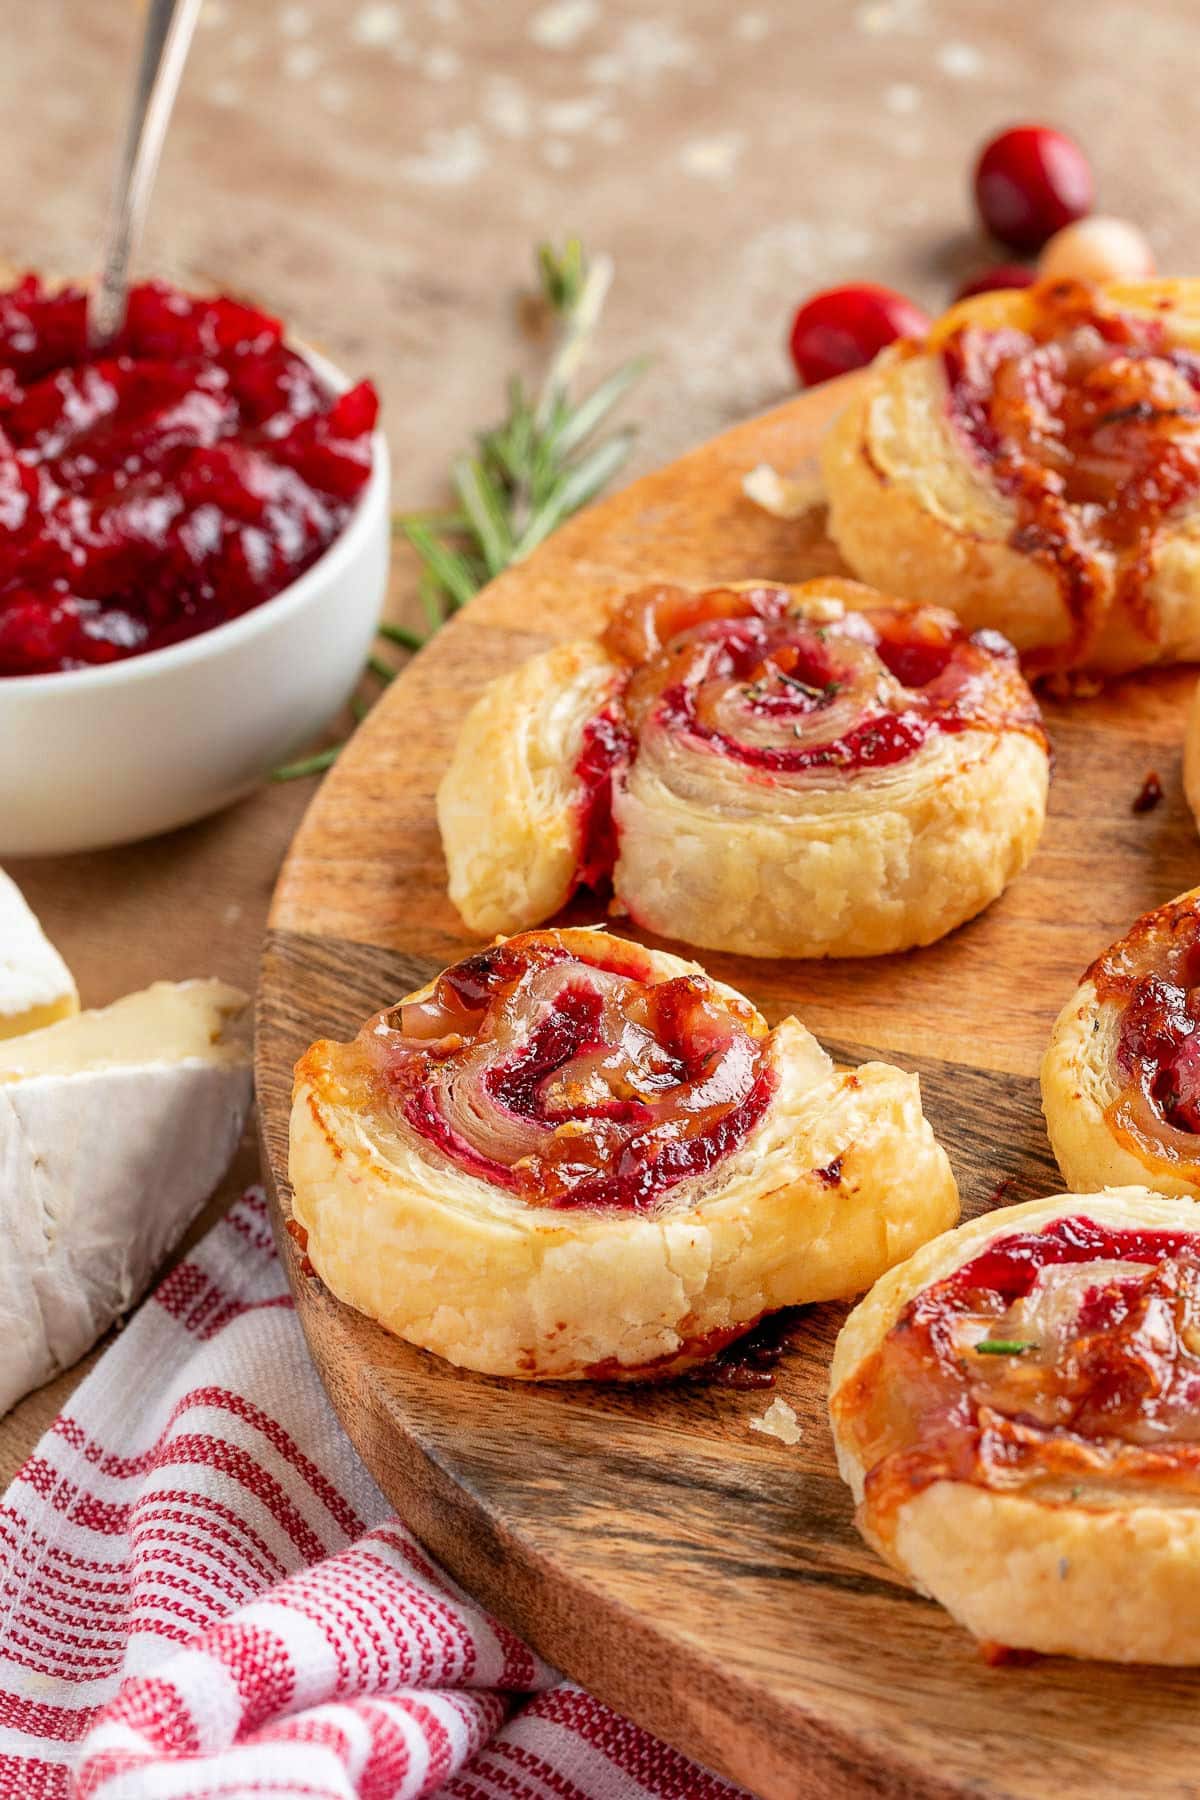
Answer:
706 1307 806 1388
0 276 377 675
572 583 1044 888
1089 894 1200 1139
832 1215 1200 1540
361 930 774 1212
574 708 634 890
942 281 1200 665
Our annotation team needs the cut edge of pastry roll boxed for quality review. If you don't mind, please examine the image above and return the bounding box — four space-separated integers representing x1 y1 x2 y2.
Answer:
612 708 1045 960
821 278 1200 675
830 1187 1200 1664
437 639 622 939
288 926 959 1381
437 578 1049 959
1042 886 1200 1197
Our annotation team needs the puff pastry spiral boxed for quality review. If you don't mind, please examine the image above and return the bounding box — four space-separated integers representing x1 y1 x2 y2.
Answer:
831 1188 1200 1663
1043 887 1200 1198
437 579 1049 958
289 927 958 1380
823 278 1200 674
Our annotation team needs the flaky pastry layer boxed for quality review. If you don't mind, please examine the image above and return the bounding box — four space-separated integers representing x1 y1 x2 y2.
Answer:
822 280 1200 674
437 580 1048 957
289 937 958 1381
1042 888 1200 1198
830 1187 1200 1663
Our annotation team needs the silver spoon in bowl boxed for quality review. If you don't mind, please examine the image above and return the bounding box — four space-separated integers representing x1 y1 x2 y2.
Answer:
90 0 205 348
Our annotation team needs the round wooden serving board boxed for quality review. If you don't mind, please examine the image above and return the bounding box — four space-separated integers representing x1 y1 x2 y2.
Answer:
257 374 1200 1800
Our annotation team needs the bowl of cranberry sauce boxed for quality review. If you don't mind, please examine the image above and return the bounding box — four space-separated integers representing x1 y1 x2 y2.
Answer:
0 275 390 855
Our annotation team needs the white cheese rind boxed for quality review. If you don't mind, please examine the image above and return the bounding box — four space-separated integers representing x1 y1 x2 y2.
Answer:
0 1056 252 1414
0 870 78 1039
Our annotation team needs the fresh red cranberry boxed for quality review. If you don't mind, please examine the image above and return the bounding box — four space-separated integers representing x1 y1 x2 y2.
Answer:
954 264 1037 302
788 284 930 387
973 125 1093 253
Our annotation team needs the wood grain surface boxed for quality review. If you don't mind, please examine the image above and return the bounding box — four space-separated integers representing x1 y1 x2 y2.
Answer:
9 0 1200 1486
257 374 1200 1799
5 5 1200 1780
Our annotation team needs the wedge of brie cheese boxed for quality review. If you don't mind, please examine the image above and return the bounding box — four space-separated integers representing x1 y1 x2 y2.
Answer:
0 979 252 1414
0 868 78 1039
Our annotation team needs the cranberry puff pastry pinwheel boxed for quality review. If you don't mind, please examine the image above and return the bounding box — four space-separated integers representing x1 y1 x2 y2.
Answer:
1043 889 1200 1198
823 279 1200 674
831 1188 1200 1663
288 928 958 1380
437 579 1048 959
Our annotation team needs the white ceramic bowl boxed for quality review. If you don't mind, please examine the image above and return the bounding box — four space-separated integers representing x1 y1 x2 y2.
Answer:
0 350 390 857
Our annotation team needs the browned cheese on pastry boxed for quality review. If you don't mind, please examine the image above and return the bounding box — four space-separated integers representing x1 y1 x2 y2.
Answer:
823 279 1200 675
831 1188 1200 1663
290 927 958 1380
438 579 1049 958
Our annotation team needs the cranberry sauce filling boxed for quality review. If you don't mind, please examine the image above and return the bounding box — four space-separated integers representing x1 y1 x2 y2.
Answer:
832 1215 1200 1538
364 932 774 1212
591 582 1042 782
565 584 1043 892
1089 895 1200 1137
1116 980 1200 1132
483 984 665 1126
941 280 1200 661
573 707 635 890
0 276 378 674
937 1215 1200 1301
653 683 931 772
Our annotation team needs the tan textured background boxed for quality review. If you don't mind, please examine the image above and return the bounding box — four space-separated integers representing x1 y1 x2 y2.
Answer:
3 0 1199 1472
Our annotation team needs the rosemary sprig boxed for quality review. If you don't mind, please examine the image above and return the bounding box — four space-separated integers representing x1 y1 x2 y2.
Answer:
273 238 645 781
270 745 342 782
378 621 424 653
537 236 587 312
397 240 646 621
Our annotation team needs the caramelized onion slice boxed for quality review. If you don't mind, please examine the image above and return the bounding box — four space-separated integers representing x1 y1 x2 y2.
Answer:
361 932 773 1212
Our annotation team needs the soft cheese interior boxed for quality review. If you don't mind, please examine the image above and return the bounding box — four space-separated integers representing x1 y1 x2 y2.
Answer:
0 978 248 1079
0 977 253 1416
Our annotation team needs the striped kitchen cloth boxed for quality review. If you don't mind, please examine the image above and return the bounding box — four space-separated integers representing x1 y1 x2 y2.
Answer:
0 1188 745 1800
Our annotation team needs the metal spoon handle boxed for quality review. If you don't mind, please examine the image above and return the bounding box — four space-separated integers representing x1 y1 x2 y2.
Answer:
91 0 204 348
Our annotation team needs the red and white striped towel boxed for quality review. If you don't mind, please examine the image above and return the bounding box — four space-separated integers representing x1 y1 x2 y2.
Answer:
0 1189 746 1800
